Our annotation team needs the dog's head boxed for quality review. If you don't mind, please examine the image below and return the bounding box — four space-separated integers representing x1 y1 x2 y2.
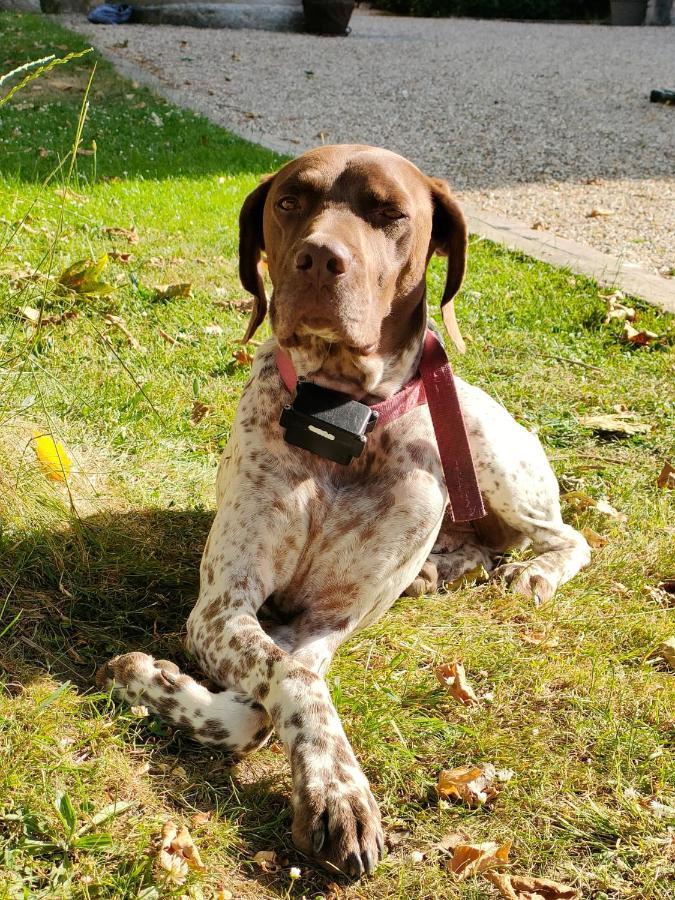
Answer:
239 145 467 397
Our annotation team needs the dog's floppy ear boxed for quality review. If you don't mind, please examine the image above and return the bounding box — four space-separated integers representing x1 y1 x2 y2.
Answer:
239 174 275 343
428 177 468 353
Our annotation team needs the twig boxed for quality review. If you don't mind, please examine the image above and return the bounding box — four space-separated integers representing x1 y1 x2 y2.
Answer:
544 354 602 373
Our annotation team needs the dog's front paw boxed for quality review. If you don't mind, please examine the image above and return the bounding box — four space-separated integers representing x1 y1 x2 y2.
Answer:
96 651 180 703
291 751 384 877
493 561 556 605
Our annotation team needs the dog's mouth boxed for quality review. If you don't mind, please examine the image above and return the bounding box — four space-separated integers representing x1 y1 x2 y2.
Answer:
278 326 384 400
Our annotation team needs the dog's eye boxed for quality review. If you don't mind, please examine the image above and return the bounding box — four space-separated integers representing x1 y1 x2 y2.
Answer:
277 196 300 211
379 207 405 221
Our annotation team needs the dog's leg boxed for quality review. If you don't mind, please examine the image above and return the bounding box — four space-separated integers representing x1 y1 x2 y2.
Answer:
455 379 591 604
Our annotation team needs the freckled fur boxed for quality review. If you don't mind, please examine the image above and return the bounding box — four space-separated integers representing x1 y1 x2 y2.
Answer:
98 144 589 880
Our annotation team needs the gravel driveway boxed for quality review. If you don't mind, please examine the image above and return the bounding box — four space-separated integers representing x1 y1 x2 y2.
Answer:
64 11 675 275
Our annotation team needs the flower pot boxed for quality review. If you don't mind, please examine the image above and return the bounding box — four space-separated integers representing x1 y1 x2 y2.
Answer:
610 0 647 25
303 0 355 36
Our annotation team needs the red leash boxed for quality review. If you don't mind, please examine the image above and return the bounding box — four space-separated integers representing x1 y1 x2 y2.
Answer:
276 329 485 523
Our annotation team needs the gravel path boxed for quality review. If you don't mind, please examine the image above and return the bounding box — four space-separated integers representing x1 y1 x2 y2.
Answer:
64 11 675 275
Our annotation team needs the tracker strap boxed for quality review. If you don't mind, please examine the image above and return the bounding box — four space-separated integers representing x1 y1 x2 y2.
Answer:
418 330 486 523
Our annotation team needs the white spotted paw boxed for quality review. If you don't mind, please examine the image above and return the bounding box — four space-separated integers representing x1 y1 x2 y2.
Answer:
493 561 557 605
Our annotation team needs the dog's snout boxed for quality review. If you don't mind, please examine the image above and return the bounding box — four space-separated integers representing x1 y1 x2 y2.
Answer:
294 238 351 280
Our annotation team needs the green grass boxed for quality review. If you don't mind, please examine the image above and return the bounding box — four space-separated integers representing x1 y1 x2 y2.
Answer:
1 12 674 900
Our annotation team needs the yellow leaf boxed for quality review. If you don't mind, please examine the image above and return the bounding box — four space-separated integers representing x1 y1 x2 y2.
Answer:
33 431 72 482
580 527 608 549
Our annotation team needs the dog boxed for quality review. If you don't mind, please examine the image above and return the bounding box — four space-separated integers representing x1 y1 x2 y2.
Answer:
99 145 590 878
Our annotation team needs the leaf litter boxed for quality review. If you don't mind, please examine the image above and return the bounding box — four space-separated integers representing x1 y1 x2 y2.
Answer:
58 254 114 297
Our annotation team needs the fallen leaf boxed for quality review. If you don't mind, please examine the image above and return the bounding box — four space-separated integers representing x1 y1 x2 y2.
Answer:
520 630 559 649
203 324 224 336
603 293 636 324
190 401 212 425
54 187 87 204
432 831 470 854
216 889 233 900
191 811 212 827
252 849 280 873
410 850 425 863
38 147 50 158
656 638 675 669
586 207 614 218
657 461 675 490
580 527 609 549
19 305 40 324
77 147 95 157
58 254 114 296
486 871 579 899
157 821 205 885
445 839 511 879
108 251 132 264
130 705 149 717
32 431 72 482
102 225 138 244
212 296 252 311
578 413 650 437
434 661 479 706
234 348 254 366
437 763 502 807
104 314 145 353
150 111 163 127
622 322 661 346
154 282 192 301
561 490 627 522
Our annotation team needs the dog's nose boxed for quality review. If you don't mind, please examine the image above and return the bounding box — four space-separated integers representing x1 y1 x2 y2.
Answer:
295 238 351 279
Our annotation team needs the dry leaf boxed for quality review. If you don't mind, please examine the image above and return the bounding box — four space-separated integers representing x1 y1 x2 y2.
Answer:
656 638 675 669
157 821 205 885
213 296 252 311
102 225 138 244
434 661 479 706
19 305 40 324
154 282 192 301
190 401 212 425
216 889 233 900
581 527 608 549
437 763 502 807
191 811 212 827
55 187 87 204
603 294 636 324
234 348 254 366
130 705 149 717
203 324 224 336
622 323 661 346
445 839 511 879
586 207 614 218
252 849 280 873
486 871 579 899
32 431 72 482
520 630 559 649
657 461 675 490
578 413 650 437
561 490 627 522
104 314 145 353
108 251 132 264
432 831 470 854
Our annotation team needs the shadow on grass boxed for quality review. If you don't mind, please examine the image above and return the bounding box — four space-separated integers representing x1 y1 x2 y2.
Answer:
1 507 212 686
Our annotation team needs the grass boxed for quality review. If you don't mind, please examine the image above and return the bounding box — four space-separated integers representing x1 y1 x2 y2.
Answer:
0 11 673 900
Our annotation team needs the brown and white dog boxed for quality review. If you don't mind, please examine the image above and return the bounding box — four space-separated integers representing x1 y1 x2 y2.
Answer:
99 145 590 878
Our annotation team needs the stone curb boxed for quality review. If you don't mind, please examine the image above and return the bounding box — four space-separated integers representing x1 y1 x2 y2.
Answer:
61 17 675 316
